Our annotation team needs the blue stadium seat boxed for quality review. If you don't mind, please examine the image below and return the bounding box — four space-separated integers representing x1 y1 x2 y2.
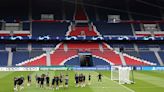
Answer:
0 51 8 66
133 24 141 31
92 57 110 65
23 22 30 30
17 44 28 49
159 24 164 31
158 52 164 64
160 45 164 50
32 43 58 49
139 51 159 65
12 51 29 65
124 51 140 58
94 22 133 35
64 57 80 66
29 51 45 58
32 22 69 36
0 44 5 50
109 43 134 49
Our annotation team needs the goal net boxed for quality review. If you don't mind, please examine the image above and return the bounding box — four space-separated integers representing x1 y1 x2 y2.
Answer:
111 66 134 84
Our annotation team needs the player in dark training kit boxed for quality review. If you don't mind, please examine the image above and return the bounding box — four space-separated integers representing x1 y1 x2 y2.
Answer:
14 77 18 91
51 76 55 90
88 74 91 85
27 74 31 86
82 74 86 87
18 76 25 91
56 76 60 90
65 74 69 88
98 73 102 82
75 73 79 87
46 75 50 87
59 73 63 87
40 74 45 88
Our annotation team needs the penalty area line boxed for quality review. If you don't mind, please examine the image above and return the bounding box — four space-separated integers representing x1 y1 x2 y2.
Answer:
103 77 135 92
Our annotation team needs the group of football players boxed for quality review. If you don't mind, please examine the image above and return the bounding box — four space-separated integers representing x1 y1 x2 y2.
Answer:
14 72 103 91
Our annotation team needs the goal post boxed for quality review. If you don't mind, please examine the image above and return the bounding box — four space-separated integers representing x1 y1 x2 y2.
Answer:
111 66 134 84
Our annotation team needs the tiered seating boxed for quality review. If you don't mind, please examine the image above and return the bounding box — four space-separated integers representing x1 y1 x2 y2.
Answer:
32 43 58 49
92 49 122 65
109 43 134 49
123 54 148 66
75 6 87 20
160 45 164 50
16 44 28 49
70 26 97 36
94 22 133 35
103 43 153 65
22 22 30 30
12 51 29 65
64 57 79 66
158 52 164 63
0 44 5 50
133 24 141 31
29 51 45 58
124 51 140 58
22 55 46 66
137 44 149 50
12 51 46 66
0 51 8 66
14 2 158 67
5 44 28 49
32 22 69 36
92 57 110 65
67 42 99 49
50 47 78 65
139 51 160 65
159 24 164 31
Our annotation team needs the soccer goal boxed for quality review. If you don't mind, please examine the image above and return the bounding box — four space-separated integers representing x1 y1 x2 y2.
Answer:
111 66 134 84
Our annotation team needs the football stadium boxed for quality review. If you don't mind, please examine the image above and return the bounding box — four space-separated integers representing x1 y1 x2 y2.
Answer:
0 0 164 92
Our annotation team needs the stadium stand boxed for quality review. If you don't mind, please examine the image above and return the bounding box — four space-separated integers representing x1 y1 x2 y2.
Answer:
159 24 164 31
139 51 160 65
0 51 8 66
158 51 164 64
69 26 97 36
160 45 164 50
64 57 80 66
0 0 163 67
32 22 69 36
92 57 110 65
22 22 30 30
94 22 133 35
133 24 141 31
12 51 29 65
0 44 5 50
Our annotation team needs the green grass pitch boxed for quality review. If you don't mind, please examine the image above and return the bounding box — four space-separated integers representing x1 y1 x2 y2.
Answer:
0 70 164 92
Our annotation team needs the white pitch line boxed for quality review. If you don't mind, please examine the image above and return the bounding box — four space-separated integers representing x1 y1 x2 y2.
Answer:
111 79 135 92
91 71 135 92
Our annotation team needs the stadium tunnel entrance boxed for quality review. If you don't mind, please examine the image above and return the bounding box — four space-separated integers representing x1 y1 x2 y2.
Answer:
79 52 93 67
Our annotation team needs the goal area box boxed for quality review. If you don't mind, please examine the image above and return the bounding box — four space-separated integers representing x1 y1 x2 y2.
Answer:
111 66 134 84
